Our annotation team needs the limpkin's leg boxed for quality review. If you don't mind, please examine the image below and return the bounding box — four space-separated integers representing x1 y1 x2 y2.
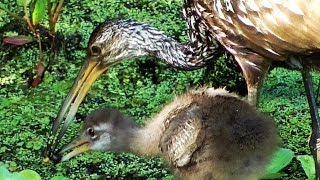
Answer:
236 56 271 107
247 85 259 107
301 66 320 179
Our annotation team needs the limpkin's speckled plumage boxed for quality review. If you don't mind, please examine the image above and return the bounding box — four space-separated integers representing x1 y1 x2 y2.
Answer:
56 88 279 180
46 1 320 176
192 0 320 104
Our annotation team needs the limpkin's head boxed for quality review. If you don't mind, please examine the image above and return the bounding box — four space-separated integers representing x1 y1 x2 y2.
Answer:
54 108 137 162
87 20 154 66
44 20 172 157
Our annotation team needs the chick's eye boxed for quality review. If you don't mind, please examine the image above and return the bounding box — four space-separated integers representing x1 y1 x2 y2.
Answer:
87 128 95 137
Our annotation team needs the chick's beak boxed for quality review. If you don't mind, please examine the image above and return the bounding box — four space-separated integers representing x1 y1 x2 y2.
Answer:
58 134 91 162
46 57 109 153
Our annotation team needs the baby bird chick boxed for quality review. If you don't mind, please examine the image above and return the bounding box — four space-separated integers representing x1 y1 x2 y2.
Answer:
57 88 279 180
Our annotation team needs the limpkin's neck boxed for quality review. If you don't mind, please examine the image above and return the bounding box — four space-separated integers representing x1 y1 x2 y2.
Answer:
101 20 222 70
130 20 221 70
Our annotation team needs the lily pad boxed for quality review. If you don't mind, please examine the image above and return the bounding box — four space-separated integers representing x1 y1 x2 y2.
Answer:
19 169 41 180
0 166 11 180
11 172 23 180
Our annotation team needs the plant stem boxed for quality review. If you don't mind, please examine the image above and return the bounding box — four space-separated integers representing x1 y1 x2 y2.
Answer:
23 1 36 33
37 33 44 63
52 0 64 31
47 0 53 31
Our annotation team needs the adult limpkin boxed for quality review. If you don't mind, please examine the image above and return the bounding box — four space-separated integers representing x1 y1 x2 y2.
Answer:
45 0 320 177
54 88 279 180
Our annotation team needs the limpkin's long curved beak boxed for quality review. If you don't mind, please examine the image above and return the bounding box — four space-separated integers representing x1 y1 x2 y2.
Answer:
58 134 91 162
45 58 109 155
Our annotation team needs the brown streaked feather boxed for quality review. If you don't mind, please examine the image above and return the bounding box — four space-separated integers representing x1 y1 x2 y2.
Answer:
160 104 205 167
182 0 221 65
198 0 320 59
190 0 320 106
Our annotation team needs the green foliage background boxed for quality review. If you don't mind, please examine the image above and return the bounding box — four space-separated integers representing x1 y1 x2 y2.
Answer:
0 0 317 179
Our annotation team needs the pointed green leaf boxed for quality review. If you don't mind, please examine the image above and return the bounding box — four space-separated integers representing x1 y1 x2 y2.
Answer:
32 0 47 25
19 169 41 180
264 148 294 174
297 155 316 180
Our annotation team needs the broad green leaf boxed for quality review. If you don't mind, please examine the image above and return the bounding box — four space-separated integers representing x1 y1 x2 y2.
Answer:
297 155 316 180
264 148 294 174
51 176 69 180
32 0 47 25
17 0 31 6
11 172 24 180
0 166 11 180
19 169 41 180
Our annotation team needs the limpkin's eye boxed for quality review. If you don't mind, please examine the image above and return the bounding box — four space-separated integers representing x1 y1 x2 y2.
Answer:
90 45 101 56
87 128 95 137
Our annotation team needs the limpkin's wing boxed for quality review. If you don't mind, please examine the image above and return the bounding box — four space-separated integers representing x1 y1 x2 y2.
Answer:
181 0 224 68
194 0 320 59
159 104 205 167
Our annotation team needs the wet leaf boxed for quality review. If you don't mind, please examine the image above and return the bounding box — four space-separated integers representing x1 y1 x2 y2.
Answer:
3 35 34 45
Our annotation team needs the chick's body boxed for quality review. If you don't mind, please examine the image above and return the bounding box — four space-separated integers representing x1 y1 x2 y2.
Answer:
60 88 279 180
156 88 278 180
